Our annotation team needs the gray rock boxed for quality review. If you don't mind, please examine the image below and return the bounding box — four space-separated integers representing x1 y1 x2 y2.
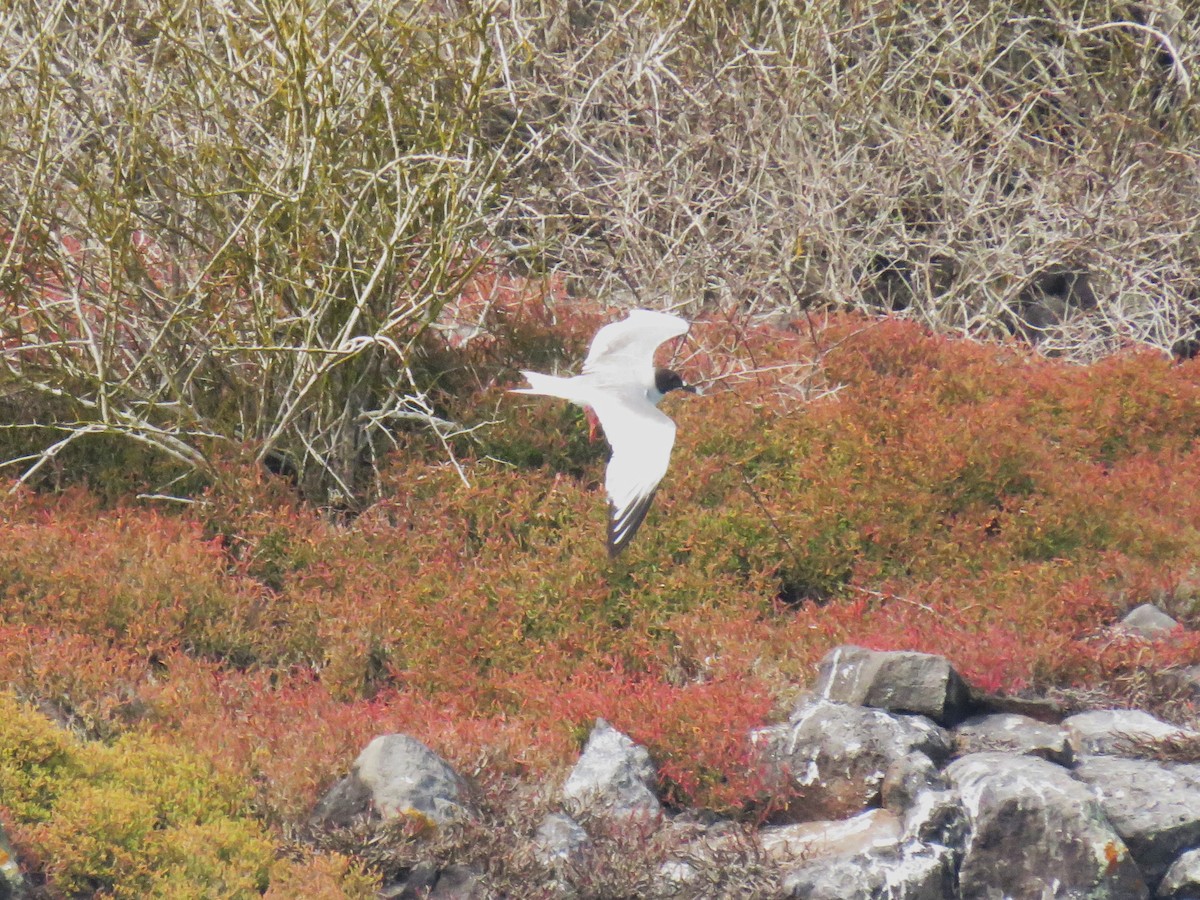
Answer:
970 689 1066 723
947 752 1147 899
429 864 485 899
563 719 661 818
813 645 972 725
759 809 902 865
312 733 472 828
1073 756 1200 887
1159 848 1200 899
902 788 968 849
357 734 472 824
1120 603 1180 637
381 862 438 899
533 812 590 866
752 699 950 821
309 771 374 828
954 712 1073 765
1064 709 1199 757
881 751 948 814
780 841 958 900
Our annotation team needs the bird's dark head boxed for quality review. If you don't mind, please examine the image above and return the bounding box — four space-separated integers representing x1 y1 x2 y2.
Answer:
654 367 697 396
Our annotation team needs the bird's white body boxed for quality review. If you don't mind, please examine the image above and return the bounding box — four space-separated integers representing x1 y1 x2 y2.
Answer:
514 370 667 409
511 309 692 555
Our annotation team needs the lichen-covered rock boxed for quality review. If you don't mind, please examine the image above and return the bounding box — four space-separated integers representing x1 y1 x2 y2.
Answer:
0 823 25 900
780 841 957 900
953 712 1073 765
947 752 1147 899
1159 848 1200 899
1072 756 1200 887
901 788 968 850
881 751 948 815
752 699 950 821
812 645 972 725
759 808 902 865
1063 709 1199 757
311 733 473 828
562 719 661 818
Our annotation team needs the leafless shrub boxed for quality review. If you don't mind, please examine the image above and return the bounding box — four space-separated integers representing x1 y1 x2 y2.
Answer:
309 779 782 898
3 0 1199 501
1112 728 1200 762
1049 664 1200 728
0 0 517 503
491 0 1200 358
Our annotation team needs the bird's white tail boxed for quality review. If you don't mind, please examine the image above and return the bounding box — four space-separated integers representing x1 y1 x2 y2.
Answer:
511 370 586 403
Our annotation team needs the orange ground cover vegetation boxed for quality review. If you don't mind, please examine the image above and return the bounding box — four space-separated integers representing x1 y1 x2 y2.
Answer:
2 307 1200 827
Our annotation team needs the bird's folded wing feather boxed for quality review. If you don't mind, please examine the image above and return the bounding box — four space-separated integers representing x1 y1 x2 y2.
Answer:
583 309 689 374
588 395 677 556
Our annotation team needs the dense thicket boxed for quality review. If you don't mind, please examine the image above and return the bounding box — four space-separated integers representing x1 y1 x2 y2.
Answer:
2 0 1198 501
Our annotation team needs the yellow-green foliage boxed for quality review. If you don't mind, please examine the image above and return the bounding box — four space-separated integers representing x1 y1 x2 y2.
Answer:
0 695 78 822
0 693 376 897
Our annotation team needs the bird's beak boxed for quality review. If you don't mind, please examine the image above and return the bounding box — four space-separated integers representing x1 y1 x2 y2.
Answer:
682 384 700 395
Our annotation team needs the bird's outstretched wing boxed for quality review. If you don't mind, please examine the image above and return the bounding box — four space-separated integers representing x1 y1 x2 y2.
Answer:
588 393 678 556
583 309 689 375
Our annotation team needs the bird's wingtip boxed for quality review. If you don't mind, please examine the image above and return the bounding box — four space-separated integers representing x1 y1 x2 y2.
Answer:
606 490 659 557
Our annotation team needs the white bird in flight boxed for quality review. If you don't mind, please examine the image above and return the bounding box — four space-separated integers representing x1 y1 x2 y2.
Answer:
511 309 696 556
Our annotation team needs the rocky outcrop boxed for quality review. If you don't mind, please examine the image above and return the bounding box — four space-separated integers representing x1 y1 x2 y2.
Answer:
948 752 1148 899
901 784 968 849
813 645 971 724
1064 708 1200 757
751 697 951 820
1074 756 1200 886
758 808 902 862
780 841 958 900
881 751 949 814
953 711 1073 764
1160 848 1200 899
311 645 1200 898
